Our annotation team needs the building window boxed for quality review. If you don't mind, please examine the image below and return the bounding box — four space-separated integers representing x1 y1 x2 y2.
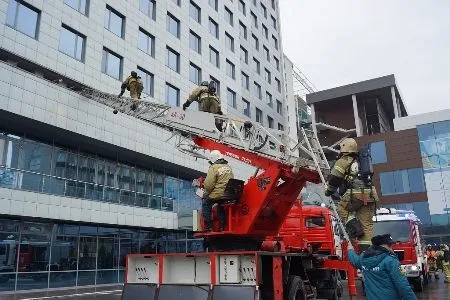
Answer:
166 83 180 107
278 123 284 131
6 0 40 39
238 0 246 15
254 82 262 99
227 88 236 108
380 168 425 196
137 67 154 96
167 13 180 38
239 21 247 39
101 48 122 80
253 58 260 74
252 0 257 5
64 0 88 15
243 99 251 117
209 0 218 11
189 1 201 23
209 46 219 68
262 24 268 39
241 72 249 90
226 60 235 79
266 92 273 107
267 116 274 128
274 56 280 70
256 108 263 124
276 100 283 115
272 35 279 50
59 25 85 61
189 62 202 84
209 18 219 39
271 0 276 9
369 141 387 164
104 5 124 38
261 3 267 18
275 78 281 92
172 0 181 6
252 34 259 50
263 46 270 61
139 0 156 20
189 30 201 54
166 47 180 73
240 46 248 64
225 33 235 52
210 76 220 95
271 15 277 29
264 68 271 84
251 11 258 28
224 6 233 26
138 28 155 57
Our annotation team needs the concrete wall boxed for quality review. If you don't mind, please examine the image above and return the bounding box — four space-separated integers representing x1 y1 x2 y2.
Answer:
394 109 450 130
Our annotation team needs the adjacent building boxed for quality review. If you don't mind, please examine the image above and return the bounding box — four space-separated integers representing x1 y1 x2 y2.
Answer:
0 0 286 292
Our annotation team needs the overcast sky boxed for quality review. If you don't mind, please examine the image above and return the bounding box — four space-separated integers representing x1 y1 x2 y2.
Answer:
279 0 450 115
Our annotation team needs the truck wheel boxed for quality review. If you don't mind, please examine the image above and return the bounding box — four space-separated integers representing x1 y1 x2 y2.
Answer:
287 275 307 300
413 277 424 292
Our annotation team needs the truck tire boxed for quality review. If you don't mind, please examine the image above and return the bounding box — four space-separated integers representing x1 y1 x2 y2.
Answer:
287 275 307 300
413 276 424 292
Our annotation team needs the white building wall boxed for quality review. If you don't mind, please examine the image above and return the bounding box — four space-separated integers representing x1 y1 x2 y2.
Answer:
394 109 450 130
283 55 297 141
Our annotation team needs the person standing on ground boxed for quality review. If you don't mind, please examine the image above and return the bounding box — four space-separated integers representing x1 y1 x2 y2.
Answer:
347 234 417 300
442 243 450 283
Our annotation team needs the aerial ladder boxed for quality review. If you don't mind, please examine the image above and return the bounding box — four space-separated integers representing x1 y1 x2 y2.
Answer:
77 89 356 299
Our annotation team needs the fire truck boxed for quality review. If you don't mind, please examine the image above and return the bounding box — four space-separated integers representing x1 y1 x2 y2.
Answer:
79 89 357 299
373 208 427 292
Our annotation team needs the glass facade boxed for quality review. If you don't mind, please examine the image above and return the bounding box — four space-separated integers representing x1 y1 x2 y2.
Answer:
0 218 202 292
0 132 200 215
379 168 425 195
369 141 387 164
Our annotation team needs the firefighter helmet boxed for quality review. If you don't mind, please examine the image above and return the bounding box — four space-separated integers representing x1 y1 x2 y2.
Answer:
200 81 209 87
131 71 137 77
339 138 357 154
209 150 223 163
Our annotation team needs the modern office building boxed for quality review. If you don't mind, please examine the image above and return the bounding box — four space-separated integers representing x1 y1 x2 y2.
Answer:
0 0 286 292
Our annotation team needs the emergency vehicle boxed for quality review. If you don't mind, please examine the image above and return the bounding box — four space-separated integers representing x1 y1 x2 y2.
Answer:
373 208 427 292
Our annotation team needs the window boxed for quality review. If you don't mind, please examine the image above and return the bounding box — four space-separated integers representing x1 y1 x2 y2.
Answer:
225 33 234 52
254 82 262 99
264 68 271 83
272 35 279 50
276 100 283 115
252 34 259 50
104 5 124 38
189 62 202 84
380 168 425 196
172 0 180 6
166 83 180 106
252 0 257 5
271 0 276 9
240 46 248 63
209 18 219 38
262 24 268 39
243 99 251 117
278 123 284 131
239 21 247 39
267 116 274 128
263 46 270 62
59 25 85 61
210 76 220 95
275 78 281 92
138 28 155 57
261 3 267 18
64 0 88 15
251 11 258 28
271 15 277 29
101 48 122 80
227 88 236 108
167 13 180 38
224 6 233 26
226 60 235 79
241 72 249 89
166 47 180 73
137 67 154 96
266 92 273 107
369 141 387 164
190 1 201 23
274 56 280 70
238 0 246 15
139 0 156 20
209 0 218 11
253 58 260 74
256 108 263 124
189 30 201 54
209 46 219 67
6 0 40 39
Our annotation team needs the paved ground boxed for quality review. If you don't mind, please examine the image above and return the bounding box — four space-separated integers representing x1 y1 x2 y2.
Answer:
0 278 448 299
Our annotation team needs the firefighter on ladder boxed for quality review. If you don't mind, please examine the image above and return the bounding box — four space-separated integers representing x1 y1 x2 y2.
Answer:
324 138 379 248
118 71 143 110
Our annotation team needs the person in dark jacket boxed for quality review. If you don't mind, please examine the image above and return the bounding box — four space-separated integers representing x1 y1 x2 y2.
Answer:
347 234 417 300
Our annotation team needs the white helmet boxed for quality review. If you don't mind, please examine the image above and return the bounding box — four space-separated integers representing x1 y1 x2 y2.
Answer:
209 150 223 163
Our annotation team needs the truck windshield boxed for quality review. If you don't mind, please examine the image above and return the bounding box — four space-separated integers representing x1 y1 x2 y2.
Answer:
373 220 411 243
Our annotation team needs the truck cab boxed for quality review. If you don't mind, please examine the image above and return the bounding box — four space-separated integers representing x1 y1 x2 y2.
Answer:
373 208 426 292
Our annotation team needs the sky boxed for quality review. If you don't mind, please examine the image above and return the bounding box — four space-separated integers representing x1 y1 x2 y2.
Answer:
279 0 450 115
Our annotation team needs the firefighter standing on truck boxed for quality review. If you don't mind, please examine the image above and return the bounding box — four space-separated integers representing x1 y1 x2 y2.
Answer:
202 150 233 232
324 138 378 246
118 71 143 110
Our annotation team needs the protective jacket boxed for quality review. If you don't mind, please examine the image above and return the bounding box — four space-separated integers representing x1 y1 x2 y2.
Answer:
204 159 233 200
187 86 221 114
348 247 417 300
121 76 143 99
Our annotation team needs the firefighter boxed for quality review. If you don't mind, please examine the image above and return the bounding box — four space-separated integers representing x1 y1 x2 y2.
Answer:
442 243 450 283
427 244 439 279
182 81 222 114
118 71 143 110
324 138 378 246
202 150 234 232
